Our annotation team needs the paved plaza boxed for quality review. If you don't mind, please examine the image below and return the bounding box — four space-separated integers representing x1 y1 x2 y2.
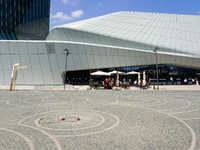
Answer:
0 89 200 149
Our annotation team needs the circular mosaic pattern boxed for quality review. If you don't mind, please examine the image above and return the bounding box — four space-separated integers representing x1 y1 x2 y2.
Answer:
34 111 105 130
0 128 33 150
0 90 199 149
19 110 120 137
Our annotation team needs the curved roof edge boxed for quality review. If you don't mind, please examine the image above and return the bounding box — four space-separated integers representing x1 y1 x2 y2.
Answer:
47 11 200 58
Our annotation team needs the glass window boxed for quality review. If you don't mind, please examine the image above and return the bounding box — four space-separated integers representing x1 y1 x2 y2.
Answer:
0 0 50 40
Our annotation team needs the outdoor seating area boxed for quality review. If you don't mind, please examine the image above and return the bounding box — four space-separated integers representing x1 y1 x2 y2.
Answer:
90 70 148 90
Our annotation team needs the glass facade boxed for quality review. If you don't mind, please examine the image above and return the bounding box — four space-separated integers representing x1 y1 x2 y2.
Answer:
0 0 50 40
65 65 200 85
121 65 200 85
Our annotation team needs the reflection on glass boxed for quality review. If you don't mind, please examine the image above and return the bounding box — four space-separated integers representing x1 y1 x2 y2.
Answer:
0 0 50 40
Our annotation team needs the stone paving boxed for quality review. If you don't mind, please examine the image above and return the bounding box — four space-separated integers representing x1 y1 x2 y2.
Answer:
0 89 200 149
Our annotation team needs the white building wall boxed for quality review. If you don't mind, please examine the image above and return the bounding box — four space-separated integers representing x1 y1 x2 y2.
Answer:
0 40 200 85
0 41 61 85
1 12 200 85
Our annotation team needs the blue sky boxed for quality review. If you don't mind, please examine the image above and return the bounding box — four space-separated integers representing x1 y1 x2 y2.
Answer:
50 0 200 30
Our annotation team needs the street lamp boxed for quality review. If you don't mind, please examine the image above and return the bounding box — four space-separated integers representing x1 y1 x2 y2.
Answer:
153 70 156 89
153 47 160 90
64 48 70 90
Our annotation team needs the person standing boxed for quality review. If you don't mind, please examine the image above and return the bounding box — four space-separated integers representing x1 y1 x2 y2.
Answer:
134 79 137 86
129 78 131 83
196 78 199 85
170 77 173 84
184 78 187 85
192 78 195 85
140 79 143 89
123 77 126 82
149 78 151 85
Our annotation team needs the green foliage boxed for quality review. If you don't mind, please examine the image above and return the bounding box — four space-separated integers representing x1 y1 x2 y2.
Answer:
89 79 93 86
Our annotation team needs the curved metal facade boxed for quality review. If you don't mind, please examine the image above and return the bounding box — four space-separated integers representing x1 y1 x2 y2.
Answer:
0 0 50 40
47 12 200 58
0 11 200 85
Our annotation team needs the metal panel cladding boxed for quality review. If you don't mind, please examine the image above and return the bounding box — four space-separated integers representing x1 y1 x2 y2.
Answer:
0 0 50 40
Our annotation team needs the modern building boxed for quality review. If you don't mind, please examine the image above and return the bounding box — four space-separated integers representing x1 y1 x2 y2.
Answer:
0 0 50 40
0 11 200 85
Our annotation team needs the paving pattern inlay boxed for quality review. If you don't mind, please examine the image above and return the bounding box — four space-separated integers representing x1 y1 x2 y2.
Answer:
0 90 200 149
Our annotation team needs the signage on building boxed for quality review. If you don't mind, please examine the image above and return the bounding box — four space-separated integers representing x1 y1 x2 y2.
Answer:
146 69 178 75
169 71 178 75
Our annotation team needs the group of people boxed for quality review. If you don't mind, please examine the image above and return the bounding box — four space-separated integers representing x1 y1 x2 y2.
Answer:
192 78 199 85
102 77 131 89
183 78 199 85
91 76 200 90
102 77 115 89
133 78 150 89
168 77 199 85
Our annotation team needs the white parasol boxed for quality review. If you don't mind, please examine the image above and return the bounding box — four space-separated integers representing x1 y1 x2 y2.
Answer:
143 71 146 86
91 71 111 76
108 70 125 74
126 71 140 75
138 73 141 85
108 70 125 86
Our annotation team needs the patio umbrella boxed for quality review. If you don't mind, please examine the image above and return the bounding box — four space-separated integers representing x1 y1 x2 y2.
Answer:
138 73 141 85
91 71 111 76
126 71 139 84
143 71 146 86
108 70 125 74
126 71 139 75
108 70 125 86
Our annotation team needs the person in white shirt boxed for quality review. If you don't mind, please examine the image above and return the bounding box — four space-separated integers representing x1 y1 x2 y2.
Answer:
184 78 187 85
